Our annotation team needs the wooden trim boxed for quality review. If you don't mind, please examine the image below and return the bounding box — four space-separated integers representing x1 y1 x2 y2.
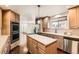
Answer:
38 16 50 20
0 7 19 15
3 9 19 15
68 5 79 10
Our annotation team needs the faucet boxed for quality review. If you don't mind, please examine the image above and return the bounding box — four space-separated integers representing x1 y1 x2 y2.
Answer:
55 28 57 33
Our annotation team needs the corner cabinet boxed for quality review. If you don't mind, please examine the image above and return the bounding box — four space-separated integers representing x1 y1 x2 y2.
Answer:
68 6 79 29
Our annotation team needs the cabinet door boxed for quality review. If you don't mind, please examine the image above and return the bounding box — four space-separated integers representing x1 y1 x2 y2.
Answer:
42 18 49 32
69 8 77 28
38 48 46 54
27 37 32 50
15 14 19 23
2 10 11 35
0 9 2 35
57 36 64 50
76 7 79 28
32 39 38 54
10 11 16 22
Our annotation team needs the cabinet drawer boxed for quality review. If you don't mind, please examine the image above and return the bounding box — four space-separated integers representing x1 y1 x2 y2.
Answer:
32 39 37 45
38 48 46 54
32 43 37 48
38 43 46 51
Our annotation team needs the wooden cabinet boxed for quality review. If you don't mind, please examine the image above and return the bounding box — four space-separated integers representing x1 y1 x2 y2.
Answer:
15 14 20 22
68 6 79 28
27 37 38 54
27 36 57 54
56 36 64 50
2 10 20 50
0 8 2 35
2 10 20 35
10 11 16 22
42 17 49 32
2 10 11 35
10 11 20 22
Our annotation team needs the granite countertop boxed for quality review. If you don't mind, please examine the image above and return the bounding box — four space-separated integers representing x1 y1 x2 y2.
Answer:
28 34 57 46
0 35 9 53
41 32 79 39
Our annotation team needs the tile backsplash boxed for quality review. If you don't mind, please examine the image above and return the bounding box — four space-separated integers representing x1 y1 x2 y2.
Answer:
68 29 79 36
46 28 79 36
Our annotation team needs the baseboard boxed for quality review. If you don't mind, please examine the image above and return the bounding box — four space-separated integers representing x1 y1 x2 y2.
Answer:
57 48 70 54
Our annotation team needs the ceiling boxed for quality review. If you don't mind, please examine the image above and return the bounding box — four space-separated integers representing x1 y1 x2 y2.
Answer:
0 5 73 21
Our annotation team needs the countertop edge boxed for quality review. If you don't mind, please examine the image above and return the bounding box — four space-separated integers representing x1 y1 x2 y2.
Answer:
27 34 57 46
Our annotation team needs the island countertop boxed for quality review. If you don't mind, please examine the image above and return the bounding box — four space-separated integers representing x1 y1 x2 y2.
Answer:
28 34 57 46
0 35 9 53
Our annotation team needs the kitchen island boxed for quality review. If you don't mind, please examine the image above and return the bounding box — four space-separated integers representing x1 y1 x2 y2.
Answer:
27 34 57 54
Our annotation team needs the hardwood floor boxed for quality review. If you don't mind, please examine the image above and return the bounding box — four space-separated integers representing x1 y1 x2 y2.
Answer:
10 46 65 54
10 46 29 54
10 46 20 54
57 49 65 54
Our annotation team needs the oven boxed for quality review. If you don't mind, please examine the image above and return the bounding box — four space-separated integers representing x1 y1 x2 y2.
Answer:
11 22 19 43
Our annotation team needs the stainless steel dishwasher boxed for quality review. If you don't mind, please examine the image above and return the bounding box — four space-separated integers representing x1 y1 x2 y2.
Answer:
63 38 72 53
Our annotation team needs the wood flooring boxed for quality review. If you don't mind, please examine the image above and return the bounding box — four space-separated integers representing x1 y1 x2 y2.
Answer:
10 46 65 54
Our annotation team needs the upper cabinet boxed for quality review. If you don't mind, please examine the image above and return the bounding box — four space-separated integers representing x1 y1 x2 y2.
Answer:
10 11 20 22
38 17 49 32
42 17 50 32
15 13 20 23
68 6 79 29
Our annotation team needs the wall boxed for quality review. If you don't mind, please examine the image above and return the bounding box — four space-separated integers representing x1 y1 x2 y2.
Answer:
19 6 38 51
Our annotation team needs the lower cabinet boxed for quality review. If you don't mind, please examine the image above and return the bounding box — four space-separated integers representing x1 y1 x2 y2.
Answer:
56 36 64 50
27 36 57 54
2 37 10 54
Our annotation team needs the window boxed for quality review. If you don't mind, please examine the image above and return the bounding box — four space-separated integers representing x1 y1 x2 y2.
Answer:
49 16 68 29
